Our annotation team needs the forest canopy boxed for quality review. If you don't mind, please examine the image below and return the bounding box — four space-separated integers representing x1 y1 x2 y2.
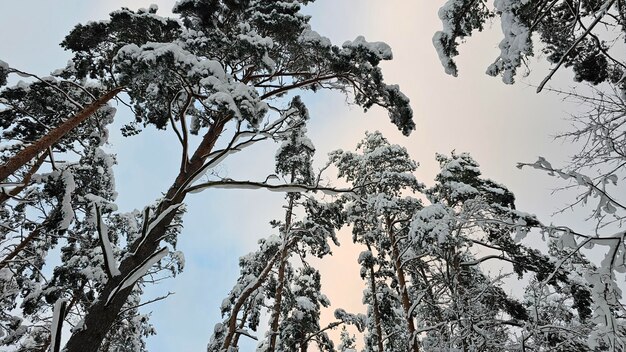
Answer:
0 0 624 351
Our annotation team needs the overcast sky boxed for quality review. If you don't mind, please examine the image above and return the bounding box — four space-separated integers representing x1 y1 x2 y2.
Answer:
0 1 597 351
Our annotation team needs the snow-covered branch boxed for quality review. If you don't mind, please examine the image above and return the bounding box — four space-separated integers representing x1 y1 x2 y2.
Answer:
132 204 181 256
94 204 121 279
49 298 68 352
185 179 354 196
105 247 169 306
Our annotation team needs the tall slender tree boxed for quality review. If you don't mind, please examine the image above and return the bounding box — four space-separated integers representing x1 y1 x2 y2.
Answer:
332 131 423 351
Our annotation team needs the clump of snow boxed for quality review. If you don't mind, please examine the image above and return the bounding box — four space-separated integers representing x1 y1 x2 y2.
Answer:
432 0 465 76
342 36 393 60
58 169 76 230
486 0 532 84
296 296 316 312
298 27 331 48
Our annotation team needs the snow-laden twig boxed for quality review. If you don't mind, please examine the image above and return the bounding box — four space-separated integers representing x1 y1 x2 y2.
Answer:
120 291 175 314
235 329 258 341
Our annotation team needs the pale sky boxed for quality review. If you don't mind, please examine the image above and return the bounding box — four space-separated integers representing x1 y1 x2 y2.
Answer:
0 1 596 351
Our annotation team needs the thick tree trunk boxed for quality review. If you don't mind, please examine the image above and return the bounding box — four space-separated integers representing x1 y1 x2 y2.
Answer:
63 119 225 352
0 87 123 182
387 218 420 352
267 191 295 352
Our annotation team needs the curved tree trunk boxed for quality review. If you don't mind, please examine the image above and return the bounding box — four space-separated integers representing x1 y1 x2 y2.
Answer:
222 251 280 350
63 119 225 352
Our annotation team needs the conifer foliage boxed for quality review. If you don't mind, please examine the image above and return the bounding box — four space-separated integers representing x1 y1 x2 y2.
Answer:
433 0 625 91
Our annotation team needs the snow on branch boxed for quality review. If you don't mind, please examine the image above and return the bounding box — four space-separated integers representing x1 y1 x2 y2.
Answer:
58 169 76 230
235 329 258 341
517 157 626 217
105 247 169 306
132 204 181 256
50 298 68 352
184 179 355 196
95 204 121 279
180 109 299 194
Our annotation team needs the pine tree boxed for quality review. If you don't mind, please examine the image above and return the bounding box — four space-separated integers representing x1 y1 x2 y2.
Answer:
275 265 334 352
332 131 423 351
407 152 581 351
209 102 344 352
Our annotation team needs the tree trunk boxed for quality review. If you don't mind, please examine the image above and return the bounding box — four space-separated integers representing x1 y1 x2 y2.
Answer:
231 302 251 348
387 217 420 352
366 245 385 352
0 150 47 204
0 87 123 182
267 190 296 352
63 119 225 352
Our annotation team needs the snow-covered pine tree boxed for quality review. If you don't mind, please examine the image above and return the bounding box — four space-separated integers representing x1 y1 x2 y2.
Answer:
0 66 123 185
331 131 423 352
0 90 125 350
274 265 334 352
0 2 414 350
207 235 283 352
407 152 582 351
266 96 316 352
433 1 626 348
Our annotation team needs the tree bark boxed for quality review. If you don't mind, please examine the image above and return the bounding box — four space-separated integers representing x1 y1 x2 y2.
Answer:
366 246 385 352
267 190 296 352
231 302 251 348
0 87 123 182
63 119 225 352
387 217 420 352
